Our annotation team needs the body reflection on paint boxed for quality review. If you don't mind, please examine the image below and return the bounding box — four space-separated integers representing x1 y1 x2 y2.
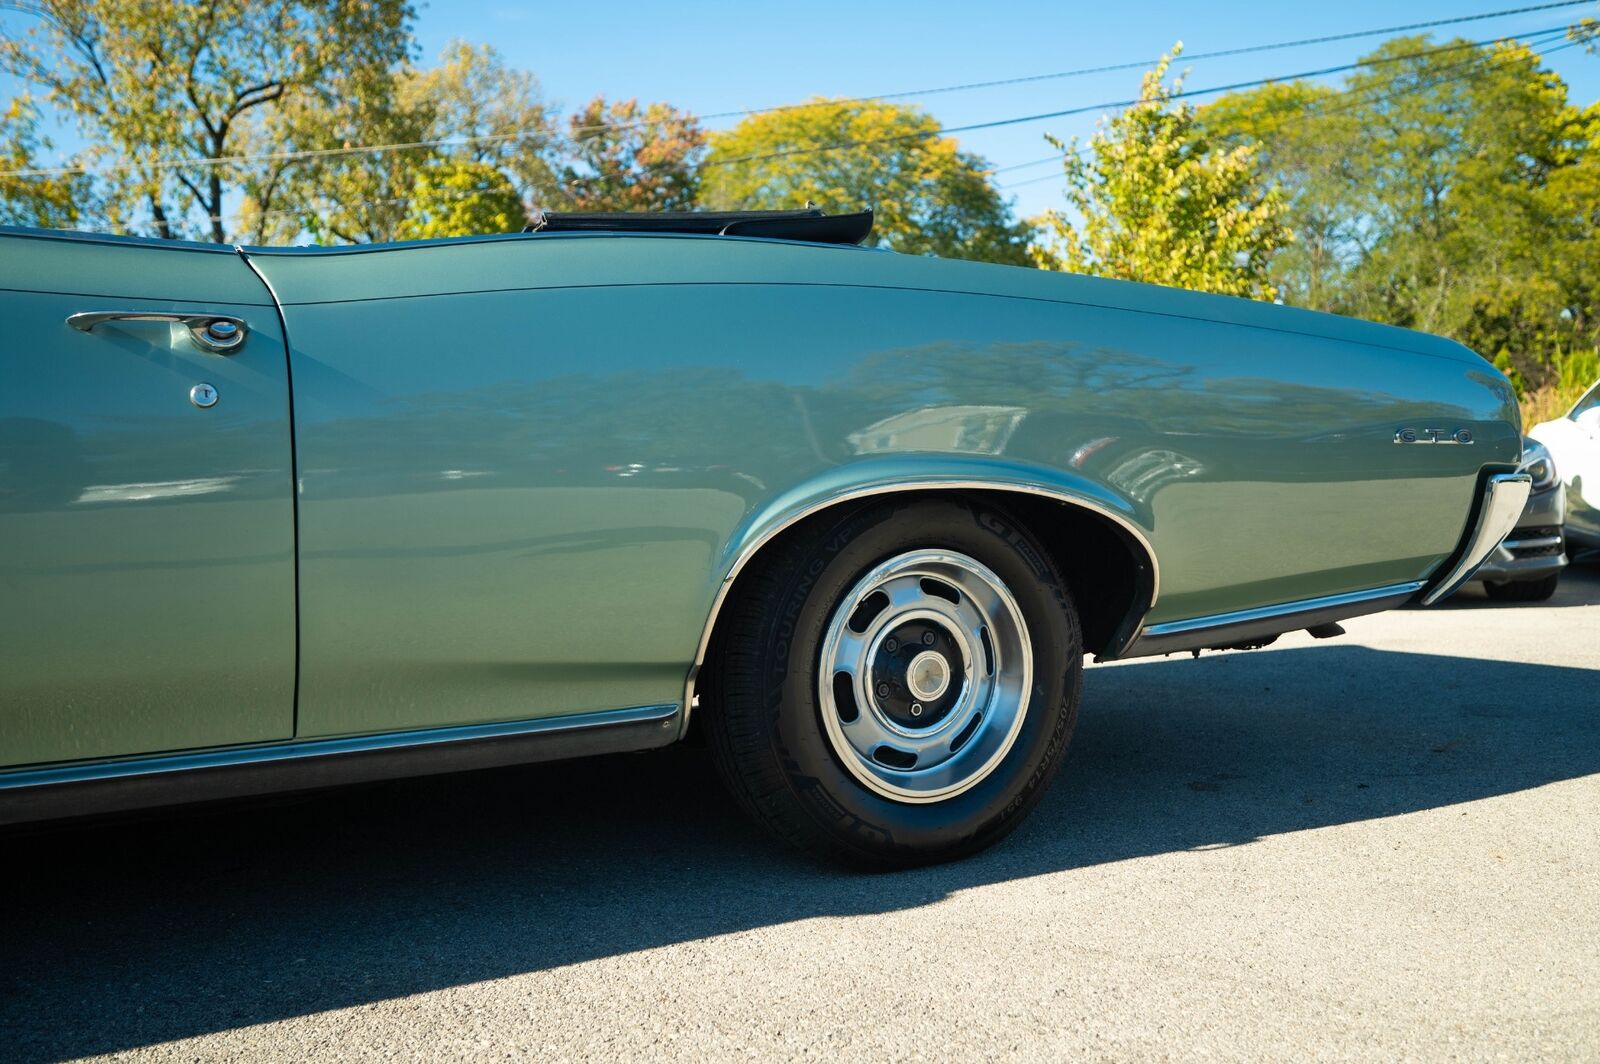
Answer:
847 405 1027 456
241 235 1517 740
1 226 1521 769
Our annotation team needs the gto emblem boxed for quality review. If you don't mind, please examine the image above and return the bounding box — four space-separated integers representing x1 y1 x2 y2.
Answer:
1394 427 1473 445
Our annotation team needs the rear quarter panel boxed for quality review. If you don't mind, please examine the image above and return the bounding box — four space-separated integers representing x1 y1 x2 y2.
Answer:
249 235 1518 736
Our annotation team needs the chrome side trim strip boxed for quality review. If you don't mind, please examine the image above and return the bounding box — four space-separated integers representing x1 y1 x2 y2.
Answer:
1139 583 1425 639
679 479 1159 738
1120 581 1424 659
1420 472 1533 605
0 703 679 792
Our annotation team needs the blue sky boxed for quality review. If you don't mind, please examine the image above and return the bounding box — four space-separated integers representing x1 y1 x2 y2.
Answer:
5 1 1599 223
412 0 1600 218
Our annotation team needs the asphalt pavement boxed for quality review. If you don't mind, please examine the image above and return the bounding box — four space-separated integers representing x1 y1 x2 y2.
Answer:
2 565 1597 1062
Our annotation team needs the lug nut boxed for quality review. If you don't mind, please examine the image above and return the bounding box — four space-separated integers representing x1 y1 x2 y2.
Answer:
885 637 898 652
911 703 923 717
922 631 936 645
876 682 891 698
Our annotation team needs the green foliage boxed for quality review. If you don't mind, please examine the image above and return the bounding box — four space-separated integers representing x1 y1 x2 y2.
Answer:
1553 345 1600 395
0 96 83 227
7 0 1600 361
1339 38 1573 339
1202 35 1600 396
1573 17 1600 53
237 40 556 245
1200 80 1355 309
704 98 1032 265
1035 48 1290 299
558 97 706 212
1523 346 1600 424
0 0 417 242
236 61 429 245
400 41 562 208
396 160 526 239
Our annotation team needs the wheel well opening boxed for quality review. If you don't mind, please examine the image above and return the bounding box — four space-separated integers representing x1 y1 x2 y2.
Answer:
967 491 1152 658
690 488 1154 740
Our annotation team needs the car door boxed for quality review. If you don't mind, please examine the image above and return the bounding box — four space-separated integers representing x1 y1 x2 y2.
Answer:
0 230 296 767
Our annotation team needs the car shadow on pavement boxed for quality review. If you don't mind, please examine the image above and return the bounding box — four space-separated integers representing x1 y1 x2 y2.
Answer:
2 644 1597 1060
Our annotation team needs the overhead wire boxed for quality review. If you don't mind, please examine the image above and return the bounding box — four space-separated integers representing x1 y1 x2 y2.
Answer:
994 25 1581 191
54 29 1593 238
222 27 1585 238
9 11 1590 235
701 25 1581 173
0 2 1591 180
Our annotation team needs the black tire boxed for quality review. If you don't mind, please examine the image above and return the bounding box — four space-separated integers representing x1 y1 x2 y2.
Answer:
701 494 1082 869
1484 573 1560 602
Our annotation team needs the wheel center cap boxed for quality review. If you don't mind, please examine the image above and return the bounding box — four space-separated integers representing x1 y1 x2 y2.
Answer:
906 650 951 702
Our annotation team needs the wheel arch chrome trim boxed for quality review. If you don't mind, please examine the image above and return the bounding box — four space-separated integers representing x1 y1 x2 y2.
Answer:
679 476 1160 739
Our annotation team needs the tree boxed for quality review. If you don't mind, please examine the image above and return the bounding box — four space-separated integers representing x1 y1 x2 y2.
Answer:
1529 101 1600 353
1336 38 1574 342
1202 34 1599 399
1200 81 1359 310
558 96 705 212
1572 17 1600 53
235 61 436 245
0 0 416 242
236 40 557 244
703 98 1032 264
395 159 526 239
399 40 561 208
0 96 84 227
1033 48 1290 299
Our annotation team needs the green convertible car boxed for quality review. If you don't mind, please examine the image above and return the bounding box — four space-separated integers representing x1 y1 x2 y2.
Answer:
0 209 1530 866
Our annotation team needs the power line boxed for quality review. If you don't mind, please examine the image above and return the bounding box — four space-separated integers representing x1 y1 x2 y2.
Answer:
997 31 1579 190
994 30 1583 193
822 0 1596 105
1 2 1591 180
9 10 1589 240
702 24 1579 172
844 16 1587 183
183 31 1589 238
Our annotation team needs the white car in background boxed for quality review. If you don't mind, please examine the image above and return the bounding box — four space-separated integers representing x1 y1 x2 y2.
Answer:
1530 380 1600 556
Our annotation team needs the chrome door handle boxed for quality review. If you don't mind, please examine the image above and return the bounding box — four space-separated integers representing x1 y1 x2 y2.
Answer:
67 311 248 353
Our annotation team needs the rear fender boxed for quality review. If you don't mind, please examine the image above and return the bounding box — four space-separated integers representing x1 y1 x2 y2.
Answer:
680 455 1158 737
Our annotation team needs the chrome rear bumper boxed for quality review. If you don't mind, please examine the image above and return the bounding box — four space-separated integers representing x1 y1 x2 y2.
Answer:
1420 472 1533 605
1469 482 1567 583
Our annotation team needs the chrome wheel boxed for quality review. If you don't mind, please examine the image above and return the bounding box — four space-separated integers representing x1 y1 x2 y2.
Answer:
817 549 1033 803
